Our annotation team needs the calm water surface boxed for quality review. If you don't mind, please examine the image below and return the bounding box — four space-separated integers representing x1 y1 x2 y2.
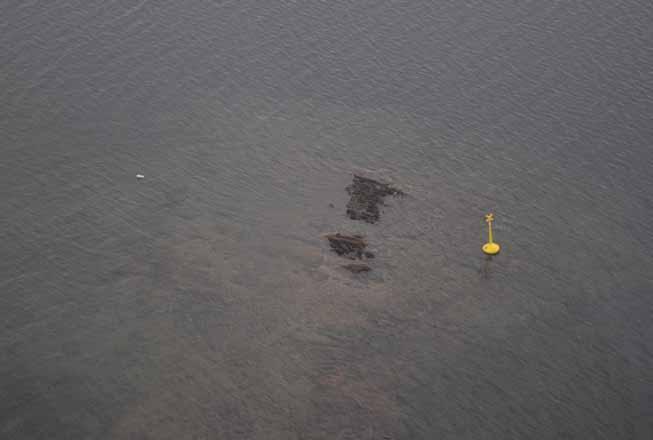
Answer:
1 1 652 438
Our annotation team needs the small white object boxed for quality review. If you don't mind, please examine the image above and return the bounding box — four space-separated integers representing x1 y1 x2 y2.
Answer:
136 174 145 179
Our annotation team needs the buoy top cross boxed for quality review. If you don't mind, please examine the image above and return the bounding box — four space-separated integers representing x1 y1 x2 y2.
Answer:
485 213 494 223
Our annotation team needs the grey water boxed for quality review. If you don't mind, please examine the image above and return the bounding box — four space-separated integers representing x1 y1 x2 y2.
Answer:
2 1 652 438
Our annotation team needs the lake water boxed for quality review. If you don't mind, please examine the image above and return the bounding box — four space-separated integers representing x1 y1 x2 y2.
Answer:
1 1 652 438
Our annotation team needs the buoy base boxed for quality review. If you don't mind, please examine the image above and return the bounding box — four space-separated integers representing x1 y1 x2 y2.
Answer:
482 242 501 255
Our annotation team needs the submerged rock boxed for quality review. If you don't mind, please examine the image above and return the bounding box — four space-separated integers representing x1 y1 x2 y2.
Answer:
325 233 372 260
342 263 371 273
323 176 403 273
345 175 403 224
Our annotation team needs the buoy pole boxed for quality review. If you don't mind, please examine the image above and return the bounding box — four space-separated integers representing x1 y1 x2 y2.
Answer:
487 217 494 244
482 213 501 255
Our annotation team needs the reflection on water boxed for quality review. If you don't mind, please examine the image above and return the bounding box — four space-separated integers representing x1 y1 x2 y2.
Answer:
479 256 493 280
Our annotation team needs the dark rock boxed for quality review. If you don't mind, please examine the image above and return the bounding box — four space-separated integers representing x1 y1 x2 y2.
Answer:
345 175 403 224
364 251 375 259
325 233 368 259
342 263 371 273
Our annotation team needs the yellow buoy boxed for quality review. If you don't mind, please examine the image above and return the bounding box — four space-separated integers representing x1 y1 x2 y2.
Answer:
482 213 501 255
